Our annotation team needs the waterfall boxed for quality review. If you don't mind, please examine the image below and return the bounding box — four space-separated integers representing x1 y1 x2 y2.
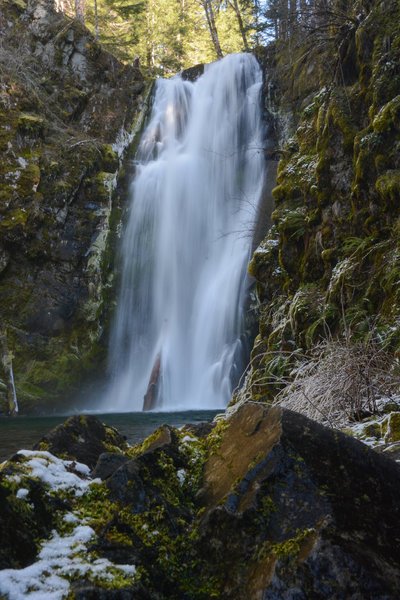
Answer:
106 53 265 412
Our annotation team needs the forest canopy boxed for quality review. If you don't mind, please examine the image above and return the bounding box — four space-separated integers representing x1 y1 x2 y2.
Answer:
55 0 367 81
58 0 259 74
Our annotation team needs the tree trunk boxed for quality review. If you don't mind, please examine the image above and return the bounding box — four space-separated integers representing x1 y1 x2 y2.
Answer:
146 0 155 70
94 0 98 40
202 0 223 59
278 0 288 39
289 0 297 36
74 0 85 22
228 0 249 52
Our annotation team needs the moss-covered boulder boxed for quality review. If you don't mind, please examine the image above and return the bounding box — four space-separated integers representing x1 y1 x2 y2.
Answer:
33 414 127 468
0 457 65 569
1 406 399 598
192 403 400 599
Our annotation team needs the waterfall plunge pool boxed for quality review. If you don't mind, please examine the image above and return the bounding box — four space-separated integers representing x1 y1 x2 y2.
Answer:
0 410 220 462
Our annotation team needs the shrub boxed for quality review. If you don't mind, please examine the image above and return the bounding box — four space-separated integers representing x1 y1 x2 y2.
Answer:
276 336 400 426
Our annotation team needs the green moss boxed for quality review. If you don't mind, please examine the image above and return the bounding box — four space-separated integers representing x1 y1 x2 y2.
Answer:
248 228 280 279
0 208 28 230
320 248 336 263
100 144 119 173
382 412 400 442
17 113 45 135
372 95 400 133
274 208 307 241
205 418 230 455
374 153 392 172
8 0 28 9
287 284 324 337
127 426 169 458
363 422 382 439
255 528 315 562
376 170 400 204
258 495 277 519
302 88 329 119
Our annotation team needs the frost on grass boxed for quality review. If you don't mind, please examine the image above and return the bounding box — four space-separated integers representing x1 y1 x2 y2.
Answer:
344 402 400 462
276 338 400 427
0 524 136 600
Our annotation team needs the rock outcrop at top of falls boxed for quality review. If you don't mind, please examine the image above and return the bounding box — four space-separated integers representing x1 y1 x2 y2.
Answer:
0 0 147 413
1 405 399 598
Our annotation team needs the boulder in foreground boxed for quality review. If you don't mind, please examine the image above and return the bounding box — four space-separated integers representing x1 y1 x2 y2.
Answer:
0 406 399 598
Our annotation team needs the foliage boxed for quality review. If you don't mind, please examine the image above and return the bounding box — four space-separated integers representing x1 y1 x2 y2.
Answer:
57 0 257 76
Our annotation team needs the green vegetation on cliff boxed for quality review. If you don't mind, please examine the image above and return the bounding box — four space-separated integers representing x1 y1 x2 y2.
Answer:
0 0 147 413
241 0 400 424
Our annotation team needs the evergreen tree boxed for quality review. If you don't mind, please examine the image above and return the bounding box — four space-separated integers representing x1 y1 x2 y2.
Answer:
66 0 258 74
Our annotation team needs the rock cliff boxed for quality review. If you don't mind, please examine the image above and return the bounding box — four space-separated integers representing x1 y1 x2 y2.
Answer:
0 0 146 412
241 0 400 428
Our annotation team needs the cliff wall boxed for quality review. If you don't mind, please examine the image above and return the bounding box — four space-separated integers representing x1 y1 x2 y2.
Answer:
0 0 147 412
243 0 400 421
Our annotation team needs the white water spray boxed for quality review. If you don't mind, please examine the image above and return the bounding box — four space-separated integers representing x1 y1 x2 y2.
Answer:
106 53 265 411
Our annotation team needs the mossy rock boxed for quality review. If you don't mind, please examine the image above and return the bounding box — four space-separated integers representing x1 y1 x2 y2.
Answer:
17 113 45 136
372 95 400 133
0 208 28 231
382 412 400 443
0 0 146 413
99 144 119 173
9 0 28 9
361 421 382 440
33 414 127 468
376 170 400 204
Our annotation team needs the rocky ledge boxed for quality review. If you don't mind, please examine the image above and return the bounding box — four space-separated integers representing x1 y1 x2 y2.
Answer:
0 403 399 599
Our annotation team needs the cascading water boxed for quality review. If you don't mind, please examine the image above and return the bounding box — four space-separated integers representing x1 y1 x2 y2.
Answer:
106 53 265 412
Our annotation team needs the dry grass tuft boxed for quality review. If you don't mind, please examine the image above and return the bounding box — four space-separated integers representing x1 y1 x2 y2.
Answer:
276 338 400 427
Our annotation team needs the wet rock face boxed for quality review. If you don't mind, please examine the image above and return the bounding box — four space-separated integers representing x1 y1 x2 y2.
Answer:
0 0 145 413
180 63 205 81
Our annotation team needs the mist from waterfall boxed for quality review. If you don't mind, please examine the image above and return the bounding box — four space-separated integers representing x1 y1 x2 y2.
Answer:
105 53 265 412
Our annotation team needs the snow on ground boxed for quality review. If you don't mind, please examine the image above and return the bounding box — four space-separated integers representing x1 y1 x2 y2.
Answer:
180 434 197 444
0 521 136 600
0 451 137 600
342 397 400 462
15 450 96 496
